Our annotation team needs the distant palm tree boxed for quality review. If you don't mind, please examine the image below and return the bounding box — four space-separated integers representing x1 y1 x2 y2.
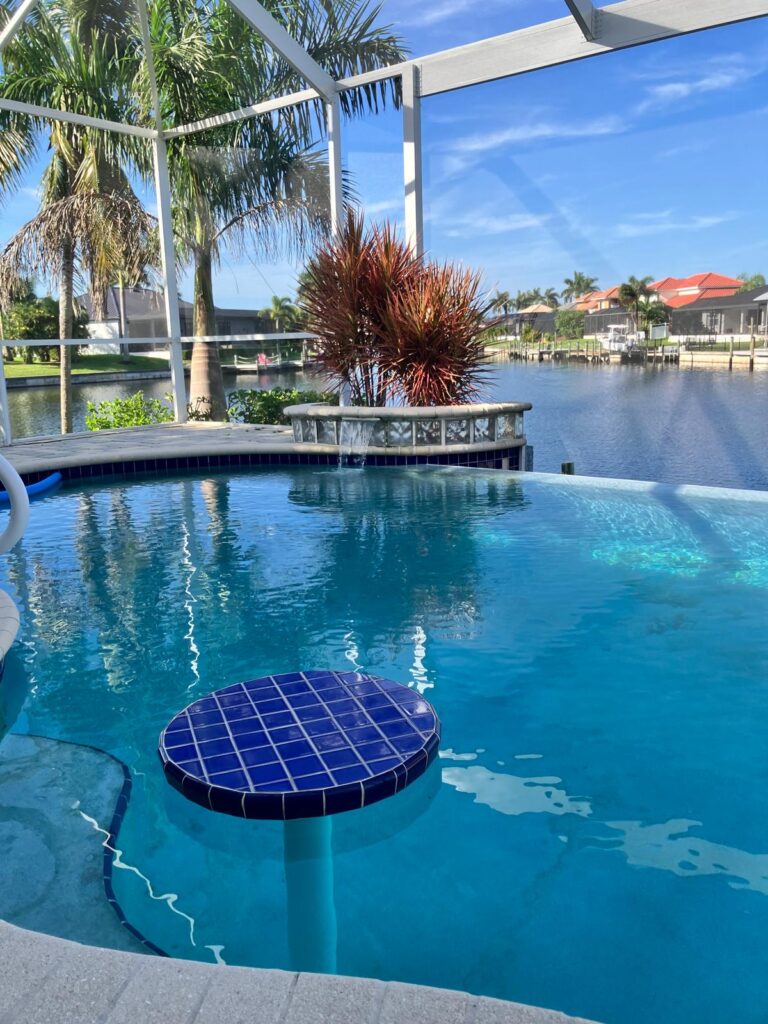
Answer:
266 295 299 332
738 272 766 293
491 290 511 328
562 271 598 302
542 287 560 308
618 275 654 334
515 288 542 310
637 298 670 336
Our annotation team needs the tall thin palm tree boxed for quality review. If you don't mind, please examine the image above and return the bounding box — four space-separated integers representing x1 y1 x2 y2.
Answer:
0 0 149 432
147 0 407 420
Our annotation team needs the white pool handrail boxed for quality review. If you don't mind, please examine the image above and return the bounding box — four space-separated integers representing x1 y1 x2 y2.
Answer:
0 454 29 554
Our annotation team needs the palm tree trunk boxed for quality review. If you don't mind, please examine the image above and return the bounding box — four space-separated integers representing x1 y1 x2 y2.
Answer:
189 248 227 420
117 278 131 362
59 237 74 434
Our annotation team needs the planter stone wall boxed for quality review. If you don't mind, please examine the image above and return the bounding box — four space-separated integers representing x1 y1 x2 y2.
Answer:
284 402 533 470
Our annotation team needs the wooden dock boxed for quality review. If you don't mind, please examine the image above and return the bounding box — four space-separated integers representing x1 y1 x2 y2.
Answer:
489 341 680 365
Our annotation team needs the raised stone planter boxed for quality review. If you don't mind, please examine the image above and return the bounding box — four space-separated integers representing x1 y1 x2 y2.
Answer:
284 402 533 470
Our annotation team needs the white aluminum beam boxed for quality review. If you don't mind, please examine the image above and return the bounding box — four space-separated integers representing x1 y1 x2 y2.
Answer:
151 136 188 424
224 0 336 99
135 0 188 422
326 96 343 236
0 354 11 444
402 64 423 256
164 89 318 139
0 96 156 137
413 0 768 96
564 0 598 40
0 333 317 346
0 0 39 52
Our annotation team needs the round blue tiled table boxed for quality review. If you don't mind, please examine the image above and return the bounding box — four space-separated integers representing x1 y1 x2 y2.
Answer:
159 669 440 972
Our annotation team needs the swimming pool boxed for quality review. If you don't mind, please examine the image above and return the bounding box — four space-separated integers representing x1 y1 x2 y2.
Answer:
1 466 767 1024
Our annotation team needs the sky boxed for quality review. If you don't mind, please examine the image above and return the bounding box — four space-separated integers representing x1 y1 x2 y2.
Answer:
1 1 767 313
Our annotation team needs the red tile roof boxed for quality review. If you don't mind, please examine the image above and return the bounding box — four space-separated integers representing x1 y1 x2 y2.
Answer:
663 288 741 309
651 272 742 292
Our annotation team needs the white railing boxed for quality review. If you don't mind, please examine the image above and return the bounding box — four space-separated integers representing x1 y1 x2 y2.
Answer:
0 333 320 445
0 453 29 553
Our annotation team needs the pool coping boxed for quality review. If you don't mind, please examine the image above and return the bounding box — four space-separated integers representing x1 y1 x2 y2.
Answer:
2 423 766 500
0 589 20 661
516 470 768 503
0 919 597 1023
1 422 525 481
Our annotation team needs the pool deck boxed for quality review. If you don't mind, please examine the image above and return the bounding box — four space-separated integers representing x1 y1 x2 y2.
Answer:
3 422 297 476
0 921 596 1024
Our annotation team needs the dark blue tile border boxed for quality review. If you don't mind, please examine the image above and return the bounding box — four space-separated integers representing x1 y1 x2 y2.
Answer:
12 444 523 490
15 731 168 958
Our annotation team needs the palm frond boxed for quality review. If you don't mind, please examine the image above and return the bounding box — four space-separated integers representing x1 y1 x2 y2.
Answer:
0 191 158 307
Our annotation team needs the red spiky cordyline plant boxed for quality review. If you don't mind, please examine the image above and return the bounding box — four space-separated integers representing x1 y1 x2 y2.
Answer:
378 262 493 406
300 210 496 406
300 210 420 405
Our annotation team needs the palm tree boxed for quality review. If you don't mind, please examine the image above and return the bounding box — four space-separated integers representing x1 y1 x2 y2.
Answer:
515 288 542 310
148 0 407 420
637 298 670 340
542 287 560 308
618 275 654 335
562 271 598 302
265 295 299 332
0 0 150 432
490 290 511 332
491 289 510 313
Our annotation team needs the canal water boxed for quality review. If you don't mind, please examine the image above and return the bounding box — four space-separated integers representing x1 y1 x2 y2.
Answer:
7 361 768 491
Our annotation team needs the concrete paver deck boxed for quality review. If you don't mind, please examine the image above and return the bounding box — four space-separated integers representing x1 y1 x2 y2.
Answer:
3 423 296 476
0 922 597 1024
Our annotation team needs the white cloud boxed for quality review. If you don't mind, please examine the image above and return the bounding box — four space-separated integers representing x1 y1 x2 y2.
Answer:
363 198 402 216
443 211 550 238
616 211 735 239
393 0 512 28
635 55 767 113
655 139 716 161
453 115 625 155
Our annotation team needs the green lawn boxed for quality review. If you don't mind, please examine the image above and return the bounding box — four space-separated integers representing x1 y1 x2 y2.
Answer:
3 354 170 378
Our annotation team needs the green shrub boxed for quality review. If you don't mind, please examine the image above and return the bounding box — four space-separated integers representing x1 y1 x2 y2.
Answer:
227 388 337 425
85 391 174 431
555 309 585 339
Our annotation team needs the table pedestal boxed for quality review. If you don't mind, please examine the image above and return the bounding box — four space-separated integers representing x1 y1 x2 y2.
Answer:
283 817 337 973
159 670 440 975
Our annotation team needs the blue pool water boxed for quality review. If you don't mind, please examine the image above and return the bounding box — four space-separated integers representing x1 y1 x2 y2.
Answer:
2 466 768 1024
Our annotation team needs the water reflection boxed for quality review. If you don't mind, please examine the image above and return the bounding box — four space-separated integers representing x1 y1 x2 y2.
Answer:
440 750 768 899
599 819 768 897
442 762 593 818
